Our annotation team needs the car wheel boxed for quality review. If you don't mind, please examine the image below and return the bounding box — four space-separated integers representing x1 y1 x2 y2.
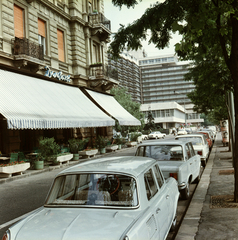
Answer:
180 183 190 200
155 136 158 139
162 136 165 139
194 166 203 183
170 213 177 232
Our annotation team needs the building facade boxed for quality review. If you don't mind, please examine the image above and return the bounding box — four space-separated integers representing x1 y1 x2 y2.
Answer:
140 102 187 129
0 0 141 154
108 52 142 103
138 55 203 127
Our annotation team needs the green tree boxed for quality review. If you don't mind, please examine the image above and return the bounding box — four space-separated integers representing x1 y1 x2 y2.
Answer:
109 0 238 201
145 111 155 130
110 86 145 132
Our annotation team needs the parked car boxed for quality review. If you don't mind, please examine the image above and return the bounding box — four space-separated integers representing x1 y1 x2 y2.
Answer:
208 126 217 137
185 128 193 134
177 129 187 135
148 131 166 139
2 156 179 240
200 129 215 143
139 132 148 140
175 133 209 167
135 140 202 200
196 131 213 149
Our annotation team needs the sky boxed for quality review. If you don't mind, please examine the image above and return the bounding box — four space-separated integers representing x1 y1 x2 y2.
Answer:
104 0 182 57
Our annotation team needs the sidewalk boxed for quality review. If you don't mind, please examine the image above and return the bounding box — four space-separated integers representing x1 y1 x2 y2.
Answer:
176 133 238 240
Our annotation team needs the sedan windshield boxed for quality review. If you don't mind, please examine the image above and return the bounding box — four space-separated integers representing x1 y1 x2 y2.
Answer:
45 173 138 208
136 145 183 161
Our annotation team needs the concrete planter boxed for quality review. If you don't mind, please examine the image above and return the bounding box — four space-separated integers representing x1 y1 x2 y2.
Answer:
106 145 118 152
126 141 138 147
78 149 98 159
0 163 30 178
57 154 73 165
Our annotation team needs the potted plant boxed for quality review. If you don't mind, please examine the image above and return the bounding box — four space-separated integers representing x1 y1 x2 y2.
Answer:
114 135 124 150
96 135 109 154
68 138 89 161
35 137 60 170
126 133 139 147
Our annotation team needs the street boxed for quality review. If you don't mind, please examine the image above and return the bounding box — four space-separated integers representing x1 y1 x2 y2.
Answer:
0 135 203 239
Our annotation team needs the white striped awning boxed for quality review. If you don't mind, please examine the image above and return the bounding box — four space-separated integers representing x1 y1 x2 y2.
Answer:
0 69 115 129
85 89 141 126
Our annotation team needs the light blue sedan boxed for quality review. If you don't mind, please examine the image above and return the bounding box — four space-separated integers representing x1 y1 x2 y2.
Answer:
2 156 179 240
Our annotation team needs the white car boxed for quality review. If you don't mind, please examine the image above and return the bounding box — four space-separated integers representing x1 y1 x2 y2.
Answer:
135 140 202 200
175 133 210 167
177 129 187 135
2 156 179 240
138 132 148 140
148 131 166 139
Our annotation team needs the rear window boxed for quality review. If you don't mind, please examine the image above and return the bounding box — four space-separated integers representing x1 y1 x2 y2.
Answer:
176 137 203 145
45 173 138 208
136 145 183 161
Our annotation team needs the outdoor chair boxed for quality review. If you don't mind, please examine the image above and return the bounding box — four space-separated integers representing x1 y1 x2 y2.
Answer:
18 152 29 162
9 153 18 163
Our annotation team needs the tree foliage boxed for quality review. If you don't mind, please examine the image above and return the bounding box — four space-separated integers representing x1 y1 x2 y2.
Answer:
110 86 145 132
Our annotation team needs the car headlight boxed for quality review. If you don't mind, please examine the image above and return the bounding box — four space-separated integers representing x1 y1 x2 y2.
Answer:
2 230 10 240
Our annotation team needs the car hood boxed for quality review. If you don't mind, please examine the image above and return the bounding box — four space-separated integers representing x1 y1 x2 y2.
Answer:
12 207 140 240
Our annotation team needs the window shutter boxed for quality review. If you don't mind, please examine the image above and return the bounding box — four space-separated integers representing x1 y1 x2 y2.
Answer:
38 19 46 37
14 5 24 38
57 29 65 62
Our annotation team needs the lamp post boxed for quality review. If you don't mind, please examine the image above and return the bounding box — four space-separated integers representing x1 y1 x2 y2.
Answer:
174 91 186 127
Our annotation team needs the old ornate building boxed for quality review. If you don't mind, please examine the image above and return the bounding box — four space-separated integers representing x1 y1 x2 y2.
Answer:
0 0 140 153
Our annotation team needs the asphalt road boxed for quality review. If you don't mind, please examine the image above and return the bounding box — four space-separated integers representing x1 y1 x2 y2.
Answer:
0 135 199 239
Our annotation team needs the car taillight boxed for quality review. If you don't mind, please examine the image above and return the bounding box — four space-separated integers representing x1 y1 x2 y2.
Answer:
197 151 202 156
170 173 178 180
2 231 9 240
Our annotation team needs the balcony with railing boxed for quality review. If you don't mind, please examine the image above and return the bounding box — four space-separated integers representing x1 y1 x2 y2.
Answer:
12 37 44 60
11 37 44 72
88 63 119 90
89 12 111 41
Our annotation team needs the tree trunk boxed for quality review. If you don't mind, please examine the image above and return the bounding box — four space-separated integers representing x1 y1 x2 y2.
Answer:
230 15 238 202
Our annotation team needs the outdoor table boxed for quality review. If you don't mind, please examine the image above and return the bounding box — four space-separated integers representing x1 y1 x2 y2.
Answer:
0 157 10 164
0 157 10 161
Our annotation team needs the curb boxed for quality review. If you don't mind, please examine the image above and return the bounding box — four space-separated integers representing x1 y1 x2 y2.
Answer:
0 147 130 185
175 141 218 240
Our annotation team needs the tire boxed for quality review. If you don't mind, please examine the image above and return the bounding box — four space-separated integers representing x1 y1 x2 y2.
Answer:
170 213 177 232
180 183 190 200
194 166 203 183
155 136 158 139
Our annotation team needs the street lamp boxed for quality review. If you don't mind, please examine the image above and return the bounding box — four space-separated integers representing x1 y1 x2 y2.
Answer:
174 91 186 127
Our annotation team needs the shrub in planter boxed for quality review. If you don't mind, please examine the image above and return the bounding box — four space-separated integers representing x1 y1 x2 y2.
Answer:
96 136 109 153
130 133 141 142
68 138 89 160
38 137 60 161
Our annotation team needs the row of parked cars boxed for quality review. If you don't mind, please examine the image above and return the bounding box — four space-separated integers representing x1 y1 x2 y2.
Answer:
2 128 216 240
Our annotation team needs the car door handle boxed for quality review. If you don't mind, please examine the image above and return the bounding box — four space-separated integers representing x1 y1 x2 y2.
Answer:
166 195 169 199
156 208 160 214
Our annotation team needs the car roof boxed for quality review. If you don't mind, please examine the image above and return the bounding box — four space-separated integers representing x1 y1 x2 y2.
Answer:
57 156 156 178
139 140 188 146
175 133 204 138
